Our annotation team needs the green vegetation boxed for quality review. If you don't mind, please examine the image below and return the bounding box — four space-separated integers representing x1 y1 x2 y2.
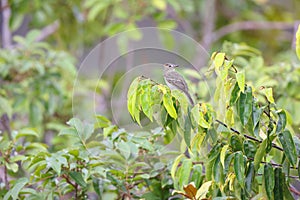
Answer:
1 0 300 199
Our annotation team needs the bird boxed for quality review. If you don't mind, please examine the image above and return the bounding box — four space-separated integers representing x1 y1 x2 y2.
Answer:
163 63 194 105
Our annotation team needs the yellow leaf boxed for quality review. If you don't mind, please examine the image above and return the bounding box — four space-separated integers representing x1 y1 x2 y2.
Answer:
220 145 229 168
163 93 177 119
236 70 245 93
151 0 166 10
263 88 275 104
171 154 184 179
196 181 213 199
214 52 225 75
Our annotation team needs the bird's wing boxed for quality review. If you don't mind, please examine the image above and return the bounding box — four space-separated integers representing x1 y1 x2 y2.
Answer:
166 71 189 90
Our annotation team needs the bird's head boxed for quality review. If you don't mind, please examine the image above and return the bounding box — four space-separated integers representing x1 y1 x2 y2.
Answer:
163 63 178 71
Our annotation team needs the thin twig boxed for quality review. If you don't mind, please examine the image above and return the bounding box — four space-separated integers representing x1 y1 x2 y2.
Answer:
4 165 9 190
215 119 297 157
248 157 297 170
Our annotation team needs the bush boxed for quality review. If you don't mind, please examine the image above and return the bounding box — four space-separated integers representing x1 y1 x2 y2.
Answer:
1 29 300 199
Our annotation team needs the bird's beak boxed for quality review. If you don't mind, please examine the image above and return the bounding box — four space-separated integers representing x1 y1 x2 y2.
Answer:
174 65 179 68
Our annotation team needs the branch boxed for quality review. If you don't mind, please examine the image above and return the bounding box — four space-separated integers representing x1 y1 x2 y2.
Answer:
215 119 295 157
35 20 60 42
212 21 294 42
1 0 12 48
201 0 216 50
0 114 12 140
290 185 300 196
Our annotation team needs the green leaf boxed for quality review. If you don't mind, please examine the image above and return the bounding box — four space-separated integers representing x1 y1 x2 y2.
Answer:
0 97 12 118
230 82 240 106
254 139 267 171
230 135 242 152
245 162 255 195
86 1 110 21
234 151 245 188
67 118 83 132
69 171 87 188
103 125 117 138
15 128 39 139
29 101 43 127
95 115 111 129
264 88 275 104
140 84 153 121
46 156 61 175
6 162 18 173
275 110 286 134
178 159 192 189
224 154 234 174
213 155 224 183
158 20 177 29
58 127 77 137
171 90 188 114
236 70 245 93
252 102 263 129
243 140 257 158
238 86 253 126
163 93 177 119
296 24 300 60
184 116 192 147
220 145 229 168
278 130 297 166
117 141 131 160
127 77 140 119
263 163 274 200
83 123 94 142
191 164 203 188
273 168 284 200
4 177 28 200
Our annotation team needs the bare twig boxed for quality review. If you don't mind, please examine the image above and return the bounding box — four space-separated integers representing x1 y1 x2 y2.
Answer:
1 0 12 48
212 21 294 42
290 185 300 196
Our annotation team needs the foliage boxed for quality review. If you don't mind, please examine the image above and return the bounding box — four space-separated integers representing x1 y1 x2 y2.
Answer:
0 30 76 132
127 50 300 199
1 1 300 198
1 115 174 199
2 37 300 198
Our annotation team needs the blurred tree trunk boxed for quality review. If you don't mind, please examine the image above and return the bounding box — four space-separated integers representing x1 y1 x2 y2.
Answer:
1 0 12 48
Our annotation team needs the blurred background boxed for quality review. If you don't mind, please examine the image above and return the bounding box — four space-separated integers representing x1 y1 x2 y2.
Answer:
1 0 300 145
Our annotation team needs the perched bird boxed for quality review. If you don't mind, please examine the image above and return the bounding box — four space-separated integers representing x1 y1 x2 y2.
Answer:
163 63 194 105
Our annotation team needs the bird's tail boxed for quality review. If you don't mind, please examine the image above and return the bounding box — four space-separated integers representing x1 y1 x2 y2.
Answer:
184 91 194 106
